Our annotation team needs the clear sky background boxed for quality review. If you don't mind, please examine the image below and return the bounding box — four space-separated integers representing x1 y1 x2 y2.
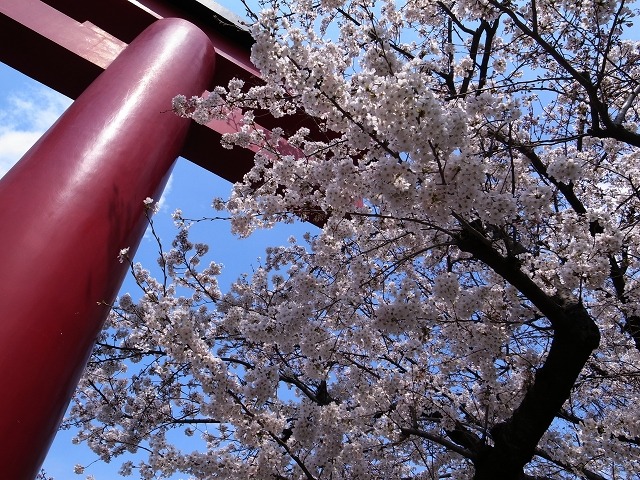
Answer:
0 1 313 478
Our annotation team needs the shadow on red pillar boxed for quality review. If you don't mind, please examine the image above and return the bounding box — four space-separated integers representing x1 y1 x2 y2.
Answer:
0 18 215 479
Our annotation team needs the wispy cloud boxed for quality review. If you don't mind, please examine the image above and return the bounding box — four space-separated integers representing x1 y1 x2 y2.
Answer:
0 87 71 177
158 171 174 211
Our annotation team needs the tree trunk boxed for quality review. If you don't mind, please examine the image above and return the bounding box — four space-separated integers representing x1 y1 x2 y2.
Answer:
473 303 600 478
455 222 600 479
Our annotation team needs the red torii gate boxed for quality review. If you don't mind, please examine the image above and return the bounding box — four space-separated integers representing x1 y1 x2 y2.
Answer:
0 1 295 478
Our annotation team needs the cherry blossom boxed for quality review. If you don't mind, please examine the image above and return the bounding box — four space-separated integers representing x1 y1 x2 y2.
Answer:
67 1 640 479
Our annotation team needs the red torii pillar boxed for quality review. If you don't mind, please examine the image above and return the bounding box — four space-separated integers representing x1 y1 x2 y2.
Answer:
0 18 215 479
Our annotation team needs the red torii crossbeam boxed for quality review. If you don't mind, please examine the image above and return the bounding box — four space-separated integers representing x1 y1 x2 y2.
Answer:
0 1 283 478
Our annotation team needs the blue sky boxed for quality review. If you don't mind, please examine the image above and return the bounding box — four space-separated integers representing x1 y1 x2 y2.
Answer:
0 2 314 478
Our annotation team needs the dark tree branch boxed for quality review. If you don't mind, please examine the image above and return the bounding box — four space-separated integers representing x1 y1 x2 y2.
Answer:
488 0 640 147
400 427 476 459
493 132 640 350
535 448 609 480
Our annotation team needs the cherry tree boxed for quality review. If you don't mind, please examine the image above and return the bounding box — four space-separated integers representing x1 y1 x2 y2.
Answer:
66 0 640 478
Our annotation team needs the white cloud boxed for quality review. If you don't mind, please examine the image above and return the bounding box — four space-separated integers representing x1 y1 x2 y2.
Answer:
0 87 71 178
158 171 174 211
0 130 42 176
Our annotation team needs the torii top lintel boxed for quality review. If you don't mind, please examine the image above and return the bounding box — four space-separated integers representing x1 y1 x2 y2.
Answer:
0 0 271 183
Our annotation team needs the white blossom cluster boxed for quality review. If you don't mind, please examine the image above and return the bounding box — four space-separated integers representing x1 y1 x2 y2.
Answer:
67 0 640 478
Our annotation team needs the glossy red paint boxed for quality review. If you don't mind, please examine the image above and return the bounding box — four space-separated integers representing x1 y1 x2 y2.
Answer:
0 18 215 479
